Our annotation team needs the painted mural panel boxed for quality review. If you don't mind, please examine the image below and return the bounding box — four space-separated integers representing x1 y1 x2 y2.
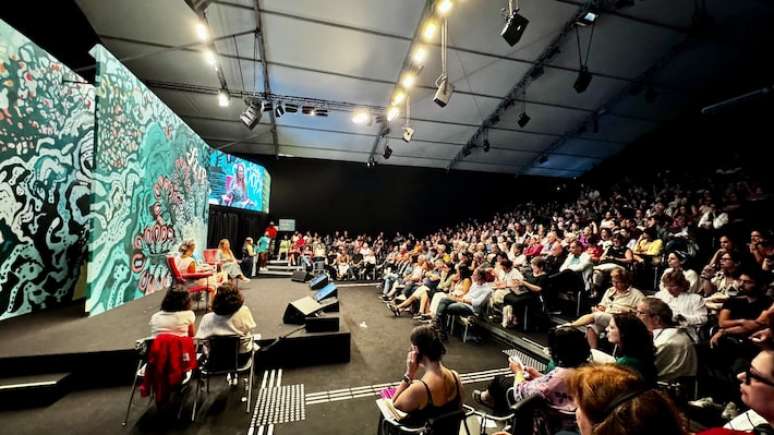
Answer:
86 45 210 316
208 150 271 213
0 19 95 320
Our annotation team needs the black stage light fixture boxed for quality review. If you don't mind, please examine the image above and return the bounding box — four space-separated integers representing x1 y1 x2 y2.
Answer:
501 9 530 47
538 155 548 164
285 103 298 113
483 139 490 153
274 103 285 118
313 108 328 117
261 100 273 112
301 105 315 115
240 102 262 130
576 11 599 27
462 145 472 157
383 145 392 160
517 112 530 128
574 65 592 93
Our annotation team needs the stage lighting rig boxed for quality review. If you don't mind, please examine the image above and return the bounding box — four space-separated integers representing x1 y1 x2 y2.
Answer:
576 11 598 27
574 66 592 93
483 139 490 153
402 126 415 143
217 88 230 107
433 17 453 108
518 112 530 128
240 101 261 129
500 0 529 47
383 145 393 160
274 103 285 118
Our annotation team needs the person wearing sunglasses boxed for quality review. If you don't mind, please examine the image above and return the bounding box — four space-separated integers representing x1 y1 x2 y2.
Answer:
697 350 774 434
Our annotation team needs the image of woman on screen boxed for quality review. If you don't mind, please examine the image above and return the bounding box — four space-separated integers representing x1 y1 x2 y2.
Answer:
221 163 254 208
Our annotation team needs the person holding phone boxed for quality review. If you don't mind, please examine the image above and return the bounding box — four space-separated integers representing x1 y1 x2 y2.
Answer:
382 325 462 434
473 327 591 414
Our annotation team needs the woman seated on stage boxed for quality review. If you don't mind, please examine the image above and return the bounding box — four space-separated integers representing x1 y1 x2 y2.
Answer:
217 239 249 282
149 288 196 337
196 284 257 366
175 240 221 303
380 325 462 434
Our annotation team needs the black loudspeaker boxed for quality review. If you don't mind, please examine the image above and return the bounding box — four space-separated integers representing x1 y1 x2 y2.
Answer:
309 274 329 290
305 314 340 332
291 270 311 282
282 296 323 324
313 283 337 302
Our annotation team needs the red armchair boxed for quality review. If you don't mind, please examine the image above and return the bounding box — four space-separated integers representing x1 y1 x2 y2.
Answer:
166 256 213 311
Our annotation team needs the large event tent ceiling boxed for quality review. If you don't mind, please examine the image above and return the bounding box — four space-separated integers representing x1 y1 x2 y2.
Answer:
75 0 774 177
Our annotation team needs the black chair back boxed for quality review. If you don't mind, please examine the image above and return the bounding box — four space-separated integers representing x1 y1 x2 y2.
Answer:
202 335 242 374
425 408 468 435
510 395 575 435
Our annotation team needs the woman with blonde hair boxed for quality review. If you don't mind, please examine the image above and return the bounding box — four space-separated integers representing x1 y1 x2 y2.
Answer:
175 239 219 306
217 239 249 282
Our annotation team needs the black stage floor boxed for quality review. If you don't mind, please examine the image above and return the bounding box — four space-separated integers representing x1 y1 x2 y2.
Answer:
0 278 350 376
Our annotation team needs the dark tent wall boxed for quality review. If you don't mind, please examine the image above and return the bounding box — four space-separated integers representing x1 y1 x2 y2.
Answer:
207 205 268 251
236 155 560 236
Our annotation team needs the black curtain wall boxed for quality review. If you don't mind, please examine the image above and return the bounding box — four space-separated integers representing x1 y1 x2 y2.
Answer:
207 205 268 255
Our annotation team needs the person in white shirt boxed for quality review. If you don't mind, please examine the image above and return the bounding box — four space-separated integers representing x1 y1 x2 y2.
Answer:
659 251 700 294
149 288 196 337
655 269 708 340
636 298 697 382
196 284 256 360
559 241 593 290
491 259 524 308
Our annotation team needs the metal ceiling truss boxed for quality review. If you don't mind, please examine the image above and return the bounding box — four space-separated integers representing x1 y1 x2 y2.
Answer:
252 0 279 156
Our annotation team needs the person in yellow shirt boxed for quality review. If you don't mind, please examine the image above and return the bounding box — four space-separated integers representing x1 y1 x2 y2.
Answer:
633 227 664 264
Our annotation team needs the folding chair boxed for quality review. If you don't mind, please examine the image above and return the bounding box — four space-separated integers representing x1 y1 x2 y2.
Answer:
380 404 475 434
122 337 194 426
193 335 259 418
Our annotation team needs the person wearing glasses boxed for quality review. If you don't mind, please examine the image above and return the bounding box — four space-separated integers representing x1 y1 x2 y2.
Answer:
697 350 774 434
562 268 645 349
635 298 697 382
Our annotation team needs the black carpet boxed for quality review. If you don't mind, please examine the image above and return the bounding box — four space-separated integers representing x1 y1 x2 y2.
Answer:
0 284 513 434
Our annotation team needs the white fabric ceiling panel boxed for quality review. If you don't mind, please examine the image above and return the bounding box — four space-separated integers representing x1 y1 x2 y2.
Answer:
262 13 409 83
149 87 253 122
534 154 597 173
613 0 695 30
385 139 460 160
522 167 577 177
487 129 551 154
404 120 476 145
276 110 379 137
209 140 275 156
186 117 269 143
276 126 374 153
454 161 518 174
278 146 366 164
611 91 690 122
469 148 536 167
495 101 590 136
98 40 223 88
262 0 426 38
268 64 393 107
411 91 500 125
77 0 199 46
552 139 625 160
577 116 656 144
524 65 627 112
377 155 449 169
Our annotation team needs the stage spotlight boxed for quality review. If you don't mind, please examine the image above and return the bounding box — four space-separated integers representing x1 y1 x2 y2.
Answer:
301 105 315 115
383 145 393 159
538 155 548 164
203 49 216 66
402 126 415 143
392 90 407 106
386 106 400 122
411 46 428 66
433 76 454 108
518 112 531 128
217 89 230 107
240 102 261 129
195 22 210 41
573 65 592 93
501 9 529 47
261 100 273 112
483 139 490 153
576 11 598 27
400 72 416 89
436 0 453 16
352 107 372 125
285 103 298 113
274 103 285 118
422 20 438 42
314 108 328 117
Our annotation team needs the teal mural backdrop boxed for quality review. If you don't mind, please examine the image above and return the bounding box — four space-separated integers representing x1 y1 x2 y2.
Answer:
0 19 95 320
86 45 210 316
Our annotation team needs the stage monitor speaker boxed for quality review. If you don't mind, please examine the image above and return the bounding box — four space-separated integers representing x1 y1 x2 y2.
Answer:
313 283 338 302
291 270 311 282
309 274 329 290
305 314 340 332
283 296 323 324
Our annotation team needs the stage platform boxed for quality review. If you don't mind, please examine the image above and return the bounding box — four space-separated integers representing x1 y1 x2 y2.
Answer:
0 278 350 387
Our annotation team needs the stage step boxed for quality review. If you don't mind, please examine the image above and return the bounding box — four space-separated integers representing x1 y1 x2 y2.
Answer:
0 372 73 409
266 264 302 272
259 270 293 277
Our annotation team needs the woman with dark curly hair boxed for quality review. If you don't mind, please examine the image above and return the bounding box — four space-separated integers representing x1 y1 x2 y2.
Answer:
196 284 256 363
149 287 195 337
606 312 658 385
